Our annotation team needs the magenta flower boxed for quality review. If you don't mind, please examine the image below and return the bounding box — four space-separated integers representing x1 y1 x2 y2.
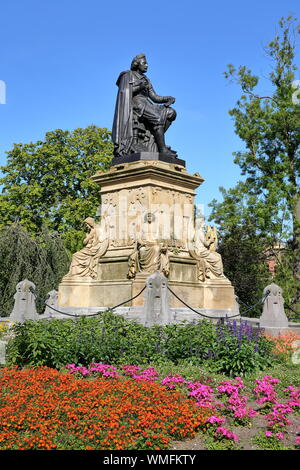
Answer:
217 377 244 396
132 366 160 382
66 364 90 376
121 365 141 376
253 376 279 404
215 426 239 441
207 416 226 425
161 374 186 389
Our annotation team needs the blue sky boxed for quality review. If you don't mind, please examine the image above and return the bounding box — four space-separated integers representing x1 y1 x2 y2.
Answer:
0 0 299 220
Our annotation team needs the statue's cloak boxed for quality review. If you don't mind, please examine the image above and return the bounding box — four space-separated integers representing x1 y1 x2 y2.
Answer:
112 70 133 156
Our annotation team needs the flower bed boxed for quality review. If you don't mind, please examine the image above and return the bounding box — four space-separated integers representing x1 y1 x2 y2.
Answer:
0 366 213 450
0 364 299 450
67 363 300 449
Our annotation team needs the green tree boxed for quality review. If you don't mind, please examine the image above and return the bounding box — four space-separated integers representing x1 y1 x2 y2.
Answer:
0 223 70 316
209 16 300 315
0 125 113 253
210 189 271 316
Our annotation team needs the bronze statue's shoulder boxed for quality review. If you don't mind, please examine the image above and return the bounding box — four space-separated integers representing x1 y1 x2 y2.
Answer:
116 70 131 86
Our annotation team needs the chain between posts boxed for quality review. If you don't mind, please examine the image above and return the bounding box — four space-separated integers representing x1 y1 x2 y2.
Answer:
43 286 146 318
235 290 271 317
166 287 271 321
167 286 241 320
42 284 270 322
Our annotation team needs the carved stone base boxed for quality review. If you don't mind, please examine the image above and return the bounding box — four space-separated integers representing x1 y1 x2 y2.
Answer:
50 305 240 324
58 274 237 312
57 159 238 319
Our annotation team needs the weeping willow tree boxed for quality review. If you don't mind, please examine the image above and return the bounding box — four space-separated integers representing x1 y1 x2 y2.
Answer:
0 223 70 316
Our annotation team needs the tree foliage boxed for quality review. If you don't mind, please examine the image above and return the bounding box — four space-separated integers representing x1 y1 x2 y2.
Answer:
209 17 300 315
0 223 70 317
0 125 113 253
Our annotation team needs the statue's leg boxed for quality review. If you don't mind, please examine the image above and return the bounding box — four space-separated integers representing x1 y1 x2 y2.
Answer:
141 103 177 155
164 108 177 132
152 125 166 153
152 125 177 155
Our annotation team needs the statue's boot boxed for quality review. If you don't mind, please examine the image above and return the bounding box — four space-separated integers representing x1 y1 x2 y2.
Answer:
166 145 178 155
153 126 177 156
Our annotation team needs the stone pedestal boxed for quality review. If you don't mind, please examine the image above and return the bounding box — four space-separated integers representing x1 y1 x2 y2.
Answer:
259 283 289 336
58 158 239 318
9 279 39 323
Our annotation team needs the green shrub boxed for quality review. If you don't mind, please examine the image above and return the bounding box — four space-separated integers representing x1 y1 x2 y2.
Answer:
163 321 215 362
7 313 159 368
6 313 274 375
210 320 274 376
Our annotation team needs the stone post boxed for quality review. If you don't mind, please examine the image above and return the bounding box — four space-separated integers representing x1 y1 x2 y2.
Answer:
259 283 289 336
9 279 39 323
143 272 171 326
43 289 58 317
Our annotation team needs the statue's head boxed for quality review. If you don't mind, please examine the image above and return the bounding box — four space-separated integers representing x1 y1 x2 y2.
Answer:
144 212 155 224
131 54 148 73
83 217 95 229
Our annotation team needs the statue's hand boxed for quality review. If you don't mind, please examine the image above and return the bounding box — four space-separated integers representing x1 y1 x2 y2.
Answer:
164 96 175 106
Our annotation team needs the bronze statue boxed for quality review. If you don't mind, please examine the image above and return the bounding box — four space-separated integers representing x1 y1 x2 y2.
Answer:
112 54 177 157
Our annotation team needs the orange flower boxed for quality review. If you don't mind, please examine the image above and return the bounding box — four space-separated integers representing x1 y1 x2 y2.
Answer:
265 331 300 357
0 366 213 450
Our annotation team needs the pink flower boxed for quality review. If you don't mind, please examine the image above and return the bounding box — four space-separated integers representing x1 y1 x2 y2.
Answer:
121 365 141 376
217 377 244 396
207 416 226 425
276 432 285 440
66 364 90 376
89 363 119 378
186 381 218 408
253 376 279 405
265 431 273 437
161 374 186 389
215 426 239 441
132 366 160 382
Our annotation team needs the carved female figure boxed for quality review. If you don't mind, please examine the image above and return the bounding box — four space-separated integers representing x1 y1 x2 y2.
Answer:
189 227 226 281
66 217 108 279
